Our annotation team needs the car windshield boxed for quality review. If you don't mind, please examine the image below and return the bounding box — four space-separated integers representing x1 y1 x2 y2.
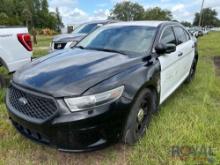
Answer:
77 26 157 56
72 23 101 34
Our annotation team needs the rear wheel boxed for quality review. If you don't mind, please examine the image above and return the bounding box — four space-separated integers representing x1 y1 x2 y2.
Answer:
185 56 198 83
122 88 157 145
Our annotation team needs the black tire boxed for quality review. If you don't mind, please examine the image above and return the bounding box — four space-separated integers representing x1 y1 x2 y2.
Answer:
0 74 6 88
122 88 157 145
185 57 198 83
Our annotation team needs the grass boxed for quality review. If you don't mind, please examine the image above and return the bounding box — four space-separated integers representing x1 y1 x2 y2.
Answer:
33 35 52 58
0 33 220 165
34 35 53 48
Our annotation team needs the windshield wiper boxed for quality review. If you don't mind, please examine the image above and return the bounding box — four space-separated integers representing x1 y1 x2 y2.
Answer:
87 47 127 55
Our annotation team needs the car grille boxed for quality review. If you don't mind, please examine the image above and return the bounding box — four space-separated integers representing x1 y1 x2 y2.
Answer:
54 42 67 49
8 85 58 122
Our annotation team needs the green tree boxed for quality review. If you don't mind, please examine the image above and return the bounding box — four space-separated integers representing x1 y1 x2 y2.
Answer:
41 0 49 13
109 1 145 21
32 0 41 28
0 0 63 32
181 21 192 27
193 8 220 27
145 7 172 20
55 7 64 32
0 12 9 25
22 8 32 27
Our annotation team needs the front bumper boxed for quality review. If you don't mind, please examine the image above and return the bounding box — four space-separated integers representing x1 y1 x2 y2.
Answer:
6 85 131 152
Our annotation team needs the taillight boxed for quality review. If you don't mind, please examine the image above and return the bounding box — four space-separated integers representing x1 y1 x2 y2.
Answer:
17 33 33 51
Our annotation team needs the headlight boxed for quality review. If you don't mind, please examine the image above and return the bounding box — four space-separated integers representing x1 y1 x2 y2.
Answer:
64 86 124 112
69 41 77 48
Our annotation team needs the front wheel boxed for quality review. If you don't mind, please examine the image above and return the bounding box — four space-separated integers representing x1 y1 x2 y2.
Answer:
0 74 9 88
122 88 157 145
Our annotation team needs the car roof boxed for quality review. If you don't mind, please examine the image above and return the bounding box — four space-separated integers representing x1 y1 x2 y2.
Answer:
105 21 174 28
81 20 116 24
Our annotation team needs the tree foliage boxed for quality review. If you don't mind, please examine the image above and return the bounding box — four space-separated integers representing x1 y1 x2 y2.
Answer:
145 7 172 20
55 8 64 32
0 0 63 32
110 2 172 21
193 8 220 27
181 21 192 27
109 1 145 21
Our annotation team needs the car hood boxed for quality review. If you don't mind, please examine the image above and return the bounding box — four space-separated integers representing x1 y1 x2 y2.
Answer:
53 33 86 42
13 49 141 97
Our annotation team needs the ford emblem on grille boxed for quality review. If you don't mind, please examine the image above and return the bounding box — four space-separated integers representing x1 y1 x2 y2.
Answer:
18 97 28 105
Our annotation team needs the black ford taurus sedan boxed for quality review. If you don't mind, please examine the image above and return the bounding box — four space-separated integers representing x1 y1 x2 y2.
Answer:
6 21 198 152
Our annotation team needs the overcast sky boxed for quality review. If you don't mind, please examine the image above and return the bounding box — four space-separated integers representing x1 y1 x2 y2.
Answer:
48 0 220 26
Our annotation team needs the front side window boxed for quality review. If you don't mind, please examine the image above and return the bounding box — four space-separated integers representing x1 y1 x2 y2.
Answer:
77 26 157 56
173 27 188 45
160 27 176 45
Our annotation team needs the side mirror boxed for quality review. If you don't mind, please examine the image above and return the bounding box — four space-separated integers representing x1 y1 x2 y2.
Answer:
155 43 176 54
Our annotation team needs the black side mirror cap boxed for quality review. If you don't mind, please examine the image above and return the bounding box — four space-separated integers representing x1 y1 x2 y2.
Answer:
155 43 176 54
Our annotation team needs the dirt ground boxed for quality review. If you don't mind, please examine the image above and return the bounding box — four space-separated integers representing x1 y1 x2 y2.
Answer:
214 56 220 76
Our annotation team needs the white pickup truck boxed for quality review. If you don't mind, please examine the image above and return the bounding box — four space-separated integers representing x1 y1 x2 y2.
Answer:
0 26 32 73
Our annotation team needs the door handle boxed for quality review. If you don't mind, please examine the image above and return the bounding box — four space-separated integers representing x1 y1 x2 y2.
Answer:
178 52 183 57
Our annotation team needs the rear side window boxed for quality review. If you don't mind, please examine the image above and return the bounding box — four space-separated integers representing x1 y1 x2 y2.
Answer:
160 27 176 45
173 27 188 45
184 30 190 40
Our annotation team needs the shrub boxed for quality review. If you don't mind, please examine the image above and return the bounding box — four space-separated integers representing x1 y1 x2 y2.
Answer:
39 28 57 36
